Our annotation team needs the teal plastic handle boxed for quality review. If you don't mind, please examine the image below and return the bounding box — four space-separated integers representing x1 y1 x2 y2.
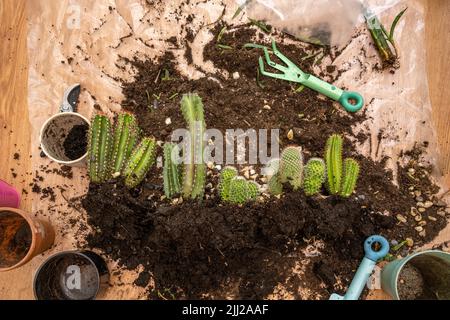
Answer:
339 91 364 113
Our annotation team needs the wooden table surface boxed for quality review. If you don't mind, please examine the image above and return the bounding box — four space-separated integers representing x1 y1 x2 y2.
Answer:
0 0 449 300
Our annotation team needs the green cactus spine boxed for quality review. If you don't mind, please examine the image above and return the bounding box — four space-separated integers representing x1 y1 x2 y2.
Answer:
180 93 206 200
303 158 326 196
163 143 182 198
247 181 260 200
229 177 249 205
340 158 360 198
111 113 140 176
123 137 157 189
325 134 343 195
219 166 238 201
280 146 304 190
88 114 112 183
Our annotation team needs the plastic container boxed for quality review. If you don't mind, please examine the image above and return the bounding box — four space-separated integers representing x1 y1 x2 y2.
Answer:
33 250 110 300
381 250 450 300
39 112 90 167
0 180 20 208
0 207 55 272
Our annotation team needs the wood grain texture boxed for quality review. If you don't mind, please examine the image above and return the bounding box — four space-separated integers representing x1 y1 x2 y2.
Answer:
0 0 448 300
425 0 450 185
0 0 31 210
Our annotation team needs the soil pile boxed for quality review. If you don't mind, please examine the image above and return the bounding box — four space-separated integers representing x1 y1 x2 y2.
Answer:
81 25 448 299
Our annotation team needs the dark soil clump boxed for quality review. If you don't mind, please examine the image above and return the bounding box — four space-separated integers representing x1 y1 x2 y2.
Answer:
63 124 88 160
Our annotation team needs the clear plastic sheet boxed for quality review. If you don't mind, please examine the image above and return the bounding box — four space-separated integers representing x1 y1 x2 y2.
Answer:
25 0 448 298
236 0 402 47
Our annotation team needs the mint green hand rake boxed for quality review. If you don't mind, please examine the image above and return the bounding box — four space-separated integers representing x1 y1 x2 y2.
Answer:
257 40 364 113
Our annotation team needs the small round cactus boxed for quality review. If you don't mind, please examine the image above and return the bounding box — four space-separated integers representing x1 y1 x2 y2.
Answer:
303 158 326 196
247 181 260 200
280 146 304 190
219 166 238 201
229 177 249 205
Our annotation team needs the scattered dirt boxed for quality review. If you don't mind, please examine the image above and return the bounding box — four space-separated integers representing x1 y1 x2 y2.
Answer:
79 24 448 299
398 264 425 300
63 124 88 161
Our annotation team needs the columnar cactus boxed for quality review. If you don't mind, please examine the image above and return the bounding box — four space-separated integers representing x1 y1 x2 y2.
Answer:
218 166 238 201
88 115 112 183
325 134 343 195
280 146 304 190
180 93 207 200
111 113 140 177
340 158 360 198
163 143 182 199
303 158 326 196
123 137 157 189
229 177 250 205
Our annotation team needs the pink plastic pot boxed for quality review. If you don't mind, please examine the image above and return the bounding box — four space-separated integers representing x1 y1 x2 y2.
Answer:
0 180 20 208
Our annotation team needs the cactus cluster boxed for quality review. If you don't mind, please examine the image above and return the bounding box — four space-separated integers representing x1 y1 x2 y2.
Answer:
87 113 156 189
180 93 207 200
265 135 360 198
163 143 182 199
324 134 360 198
219 167 260 204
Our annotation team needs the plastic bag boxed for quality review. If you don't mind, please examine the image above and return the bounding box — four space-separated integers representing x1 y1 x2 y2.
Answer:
235 0 401 47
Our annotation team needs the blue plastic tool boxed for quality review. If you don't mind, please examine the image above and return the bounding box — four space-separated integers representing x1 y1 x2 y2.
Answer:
330 235 390 300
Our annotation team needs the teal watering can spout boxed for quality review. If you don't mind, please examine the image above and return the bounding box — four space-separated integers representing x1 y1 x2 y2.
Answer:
330 235 390 300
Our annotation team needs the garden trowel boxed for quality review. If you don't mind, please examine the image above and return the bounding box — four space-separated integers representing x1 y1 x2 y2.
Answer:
330 235 390 300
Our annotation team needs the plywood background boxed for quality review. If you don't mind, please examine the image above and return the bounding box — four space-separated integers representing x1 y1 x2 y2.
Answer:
0 0 449 300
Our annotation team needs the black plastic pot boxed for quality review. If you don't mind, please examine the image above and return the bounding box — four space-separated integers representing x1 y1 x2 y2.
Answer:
33 250 109 300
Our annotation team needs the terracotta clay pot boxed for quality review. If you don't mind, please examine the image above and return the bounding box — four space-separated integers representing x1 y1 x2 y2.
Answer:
0 207 55 272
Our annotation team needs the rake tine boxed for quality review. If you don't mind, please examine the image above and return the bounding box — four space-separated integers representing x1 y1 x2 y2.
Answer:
262 47 289 73
270 40 299 71
258 57 290 80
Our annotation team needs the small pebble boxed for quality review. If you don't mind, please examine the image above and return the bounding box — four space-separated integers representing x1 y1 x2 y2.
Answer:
390 240 399 246
263 105 271 110
414 190 422 197
418 207 426 213
419 230 426 238
428 216 437 222
406 238 414 247
414 214 422 222
215 165 222 171
415 196 424 202
418 220 427 227
232 72 240 79
423 201 433 208
287 129 294 140
410 207 418 216
396 214 407 223
165 117 172 125
207 161 214 169
416 202 425 207
408 168 415 175
415 226 423 232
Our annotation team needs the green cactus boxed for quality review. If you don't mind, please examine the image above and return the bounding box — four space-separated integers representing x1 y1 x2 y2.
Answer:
123 137 157 189
303 158 326 196
219 166 238 201
247 181 260 200
229 177 249 205
325 134 343 195
111 113 140 177
163 143 182 198
180 93 206 200
265 159 283 195
340 158 360 198
88 115 112 183
280 146 304 190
